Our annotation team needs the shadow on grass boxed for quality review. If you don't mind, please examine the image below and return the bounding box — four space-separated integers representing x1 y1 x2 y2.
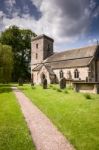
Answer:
0 84 12 94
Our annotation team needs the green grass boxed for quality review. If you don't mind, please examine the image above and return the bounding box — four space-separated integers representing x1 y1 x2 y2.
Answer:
19 84 99 150
0 84 35 150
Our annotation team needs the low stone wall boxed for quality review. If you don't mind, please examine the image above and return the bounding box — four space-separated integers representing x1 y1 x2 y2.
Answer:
73 82 99 94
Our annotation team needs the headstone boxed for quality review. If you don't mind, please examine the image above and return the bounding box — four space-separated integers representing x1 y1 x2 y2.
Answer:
18 78 23 86
31 79 34 87
42 78 47 89
60 77 66 89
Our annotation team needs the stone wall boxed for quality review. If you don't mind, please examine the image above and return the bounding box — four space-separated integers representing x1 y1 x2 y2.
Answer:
32 66 90 85
43 38 53 59
31 36 54 75
97 60 99 82
31 38 44 65
33 66 50 84
53 67 89 82
73 82 99 94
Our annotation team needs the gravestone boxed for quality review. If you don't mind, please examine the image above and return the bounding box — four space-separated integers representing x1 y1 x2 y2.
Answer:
18 78 23 86
60 77 66 89
42 78 47 89
31 79 34 87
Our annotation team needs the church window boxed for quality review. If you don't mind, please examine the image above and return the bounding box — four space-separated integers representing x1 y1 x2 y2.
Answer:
60 70 64 78
74 69 79 78
36 44 38 49
48 44 50 51
36 53 38 59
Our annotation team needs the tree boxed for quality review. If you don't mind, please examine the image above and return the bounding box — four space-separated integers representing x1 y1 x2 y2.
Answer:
0 25 36 81
0 43 13 83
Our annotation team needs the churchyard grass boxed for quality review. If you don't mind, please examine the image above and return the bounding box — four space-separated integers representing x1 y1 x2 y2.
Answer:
0 84 35 150
19 84 99 150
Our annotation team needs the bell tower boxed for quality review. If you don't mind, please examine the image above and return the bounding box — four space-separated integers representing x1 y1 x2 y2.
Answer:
31 34 54 70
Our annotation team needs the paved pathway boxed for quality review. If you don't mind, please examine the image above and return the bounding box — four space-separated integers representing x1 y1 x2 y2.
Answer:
12 87 75 150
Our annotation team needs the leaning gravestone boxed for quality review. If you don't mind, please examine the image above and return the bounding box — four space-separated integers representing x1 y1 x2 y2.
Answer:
18 78 23 86
42 78 47 89
60 77 66 89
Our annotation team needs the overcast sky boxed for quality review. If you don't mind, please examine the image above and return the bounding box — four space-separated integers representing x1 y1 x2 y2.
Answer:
0 0 99 51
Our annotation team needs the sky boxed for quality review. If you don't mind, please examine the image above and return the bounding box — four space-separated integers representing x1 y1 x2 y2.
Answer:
0 0 99 51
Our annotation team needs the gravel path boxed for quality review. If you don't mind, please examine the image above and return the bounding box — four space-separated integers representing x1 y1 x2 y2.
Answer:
12 87 75 150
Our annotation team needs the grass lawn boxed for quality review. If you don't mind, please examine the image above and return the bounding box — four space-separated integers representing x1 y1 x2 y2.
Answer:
19 84 99 150
0 84 35 150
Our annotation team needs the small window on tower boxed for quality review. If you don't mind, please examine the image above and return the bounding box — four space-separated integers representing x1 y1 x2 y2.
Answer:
36 53 38 59
36 44 38 49
48 44 50 51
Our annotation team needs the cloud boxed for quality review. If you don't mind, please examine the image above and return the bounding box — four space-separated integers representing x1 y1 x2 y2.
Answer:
93 6 99 18
0 0 98 47
88 38 99 45
29 0 93 42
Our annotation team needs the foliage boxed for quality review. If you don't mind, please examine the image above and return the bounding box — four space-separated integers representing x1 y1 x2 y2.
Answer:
57 88 62 92
84 93 92 99
0 85 35 150
0 43 13 83
64 89 69 94
19 84 99 150
0 25 36 81
49 84 53 88
52 86 57 90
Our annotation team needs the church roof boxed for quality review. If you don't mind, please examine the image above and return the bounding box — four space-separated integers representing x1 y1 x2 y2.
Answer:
47 57 92 69
45 45 97 62
33 45 98 71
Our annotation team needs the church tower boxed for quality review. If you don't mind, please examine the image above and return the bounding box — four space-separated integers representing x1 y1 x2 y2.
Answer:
31 34 54 70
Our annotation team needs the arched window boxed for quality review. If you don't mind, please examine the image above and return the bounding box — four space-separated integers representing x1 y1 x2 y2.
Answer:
36 53 38 59
74 69 79 78
60 70 64 78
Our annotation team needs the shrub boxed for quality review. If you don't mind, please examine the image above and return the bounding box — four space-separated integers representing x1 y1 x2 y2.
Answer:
49 84 53 88
52 87 57 90
31 86 36 89
57 88 62 92
84 93 92 99
64 90 69 94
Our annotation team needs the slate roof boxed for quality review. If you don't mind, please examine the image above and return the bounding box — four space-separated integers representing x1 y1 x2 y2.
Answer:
33 45 98 72
45 45 97 62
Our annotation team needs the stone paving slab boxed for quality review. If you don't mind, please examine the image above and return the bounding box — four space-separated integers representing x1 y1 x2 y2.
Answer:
12 87 75 150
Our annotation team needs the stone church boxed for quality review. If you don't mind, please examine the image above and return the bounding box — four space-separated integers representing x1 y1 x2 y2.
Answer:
31 34 99 85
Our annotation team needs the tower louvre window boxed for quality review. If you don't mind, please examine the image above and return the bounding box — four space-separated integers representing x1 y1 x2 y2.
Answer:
36 53 38 59
36 44 38 49
48 44 50 51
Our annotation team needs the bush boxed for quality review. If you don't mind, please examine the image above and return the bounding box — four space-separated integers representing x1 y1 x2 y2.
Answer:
84 93 92 99
64 90 69 94
52 87 57 90
31 86 36 89
57 88 62 92
49 84 53 88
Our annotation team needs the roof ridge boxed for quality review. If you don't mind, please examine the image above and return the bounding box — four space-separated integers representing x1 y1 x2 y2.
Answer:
54 45 97 55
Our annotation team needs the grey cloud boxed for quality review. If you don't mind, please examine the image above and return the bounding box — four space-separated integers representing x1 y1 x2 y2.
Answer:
0 0 97 44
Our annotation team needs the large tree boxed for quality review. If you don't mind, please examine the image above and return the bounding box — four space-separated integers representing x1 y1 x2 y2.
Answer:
0 26 36 81
0 43 13 83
